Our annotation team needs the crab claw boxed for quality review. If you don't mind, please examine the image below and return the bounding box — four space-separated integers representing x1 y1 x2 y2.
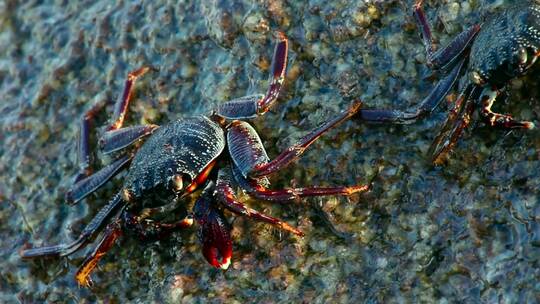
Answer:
193 190 233 270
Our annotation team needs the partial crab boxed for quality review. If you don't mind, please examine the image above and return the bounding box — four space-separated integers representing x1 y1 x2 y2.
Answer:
20 32 367 286
357 1 539 163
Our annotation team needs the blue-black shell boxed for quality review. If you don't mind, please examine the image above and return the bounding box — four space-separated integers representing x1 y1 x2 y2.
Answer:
468 2 540 86
123 116 225 198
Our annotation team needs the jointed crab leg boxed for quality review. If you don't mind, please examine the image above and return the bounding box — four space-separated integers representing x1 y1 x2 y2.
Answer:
413 0 480 70
216 32 288 119
231 165 367 202
228 101 361 179
100 124 160 154
356 0 481 124
479 87 535 129
75 220 123 287
216 167 304 235
74 101 106 183
20 193 125 258
108 66 152 131
122 213 193 240
429 85 477 164
66 155 132 205
216 94 264 119
357 59 464 123
413 0 435 59
75 214 193 287
258 31 288 114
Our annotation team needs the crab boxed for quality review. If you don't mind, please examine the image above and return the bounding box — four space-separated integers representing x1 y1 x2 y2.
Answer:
20 32 367 287
356 0 540 163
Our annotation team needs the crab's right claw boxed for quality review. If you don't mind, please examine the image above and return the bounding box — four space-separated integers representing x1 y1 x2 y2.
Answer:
194 193 233 270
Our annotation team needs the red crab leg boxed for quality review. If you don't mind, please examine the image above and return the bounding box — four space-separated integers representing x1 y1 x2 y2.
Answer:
216 32 288 119
413 0 480 70
100 124 159 154
216 167 304 235
75 214 193 287
228 101 361 178
479 87 535 129
429 85 477 165
357 58 465 123
65 155 132 205
122 212 193 240
20 193 125 259
108 66 152 131
231 164 368 202
193 183 233 270
258 31 288 114
75 220 123 287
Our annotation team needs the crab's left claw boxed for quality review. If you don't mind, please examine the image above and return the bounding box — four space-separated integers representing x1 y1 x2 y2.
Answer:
193 184 233 270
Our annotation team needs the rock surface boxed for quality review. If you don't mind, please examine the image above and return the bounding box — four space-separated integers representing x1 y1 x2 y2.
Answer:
1 0 539 302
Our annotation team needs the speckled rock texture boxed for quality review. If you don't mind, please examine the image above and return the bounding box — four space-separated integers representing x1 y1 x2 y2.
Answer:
1 0 539 303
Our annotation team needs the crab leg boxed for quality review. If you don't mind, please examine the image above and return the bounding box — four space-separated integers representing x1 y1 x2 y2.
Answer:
100 124 159 154
413 0 480 70
193 182 233 270
216 167 304 235
429 85 478 164
122 212 193 240
74 101 106 183
413 0 435 59
357 58 464 123
228 101 361 178
75 213 193 287
65 155 132 205
108 66 152 131
216 32 288 119
20 193 125 258
479 87 535 129
257 31 288 114
216 94 264 120
75 220 123 287
231 164 367 202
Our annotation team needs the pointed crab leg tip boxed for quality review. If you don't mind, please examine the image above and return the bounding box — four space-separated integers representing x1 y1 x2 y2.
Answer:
350 100 363 112
347 185 370 195
431 156 446 166
134 66 152 77
280 221 304 236
219 257 231 270
76 275 93 288
525 122 535 130
274 31 287 41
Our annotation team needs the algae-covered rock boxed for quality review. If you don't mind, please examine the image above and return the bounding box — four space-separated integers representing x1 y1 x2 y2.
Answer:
1 0 539 302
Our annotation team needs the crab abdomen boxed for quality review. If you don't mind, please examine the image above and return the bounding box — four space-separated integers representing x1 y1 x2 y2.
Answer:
124 116 225 198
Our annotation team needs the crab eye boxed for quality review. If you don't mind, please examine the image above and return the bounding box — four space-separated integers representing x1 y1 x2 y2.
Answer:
517 47 539 70
471 71 484 85
172 175 183 191
518 47 528 65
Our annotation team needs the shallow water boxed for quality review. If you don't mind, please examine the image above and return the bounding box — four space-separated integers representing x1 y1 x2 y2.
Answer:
1 0 539 302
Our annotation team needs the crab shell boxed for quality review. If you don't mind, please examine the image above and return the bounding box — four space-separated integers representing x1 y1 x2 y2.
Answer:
121 116 232 268
123 116 225 201
468 3 540 87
